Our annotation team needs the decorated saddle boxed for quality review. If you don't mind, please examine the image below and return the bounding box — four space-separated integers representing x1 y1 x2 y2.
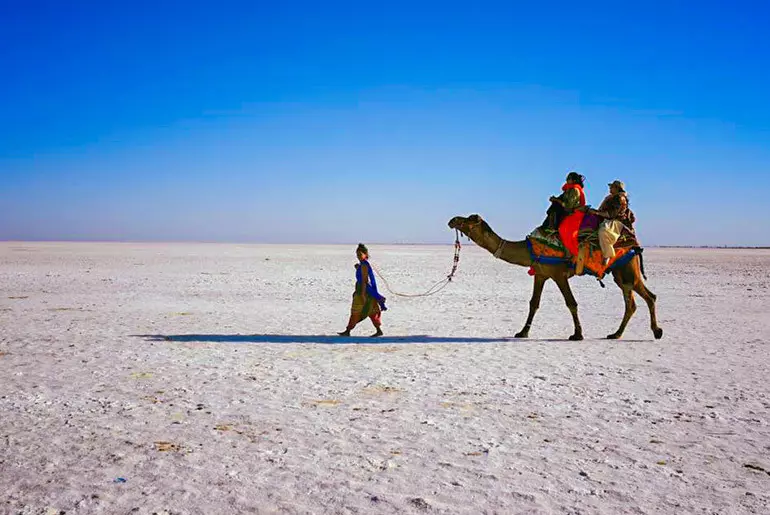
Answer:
526 212 640 277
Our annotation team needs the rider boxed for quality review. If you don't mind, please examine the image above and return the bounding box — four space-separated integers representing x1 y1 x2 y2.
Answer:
589 180 632 265
547 171 587 257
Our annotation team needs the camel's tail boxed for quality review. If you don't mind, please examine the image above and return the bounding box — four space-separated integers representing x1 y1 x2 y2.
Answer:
636 247 648 280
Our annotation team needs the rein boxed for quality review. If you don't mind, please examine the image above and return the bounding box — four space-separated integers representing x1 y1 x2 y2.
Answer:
370 230 462 298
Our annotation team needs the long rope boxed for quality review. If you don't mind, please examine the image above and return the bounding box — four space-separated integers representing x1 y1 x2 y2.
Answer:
369 230 461 298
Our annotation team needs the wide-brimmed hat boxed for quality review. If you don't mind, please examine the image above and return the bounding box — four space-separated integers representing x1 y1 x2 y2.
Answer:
608 180 625 192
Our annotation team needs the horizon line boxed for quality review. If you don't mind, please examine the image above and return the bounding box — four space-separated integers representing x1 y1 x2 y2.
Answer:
1 239 769 249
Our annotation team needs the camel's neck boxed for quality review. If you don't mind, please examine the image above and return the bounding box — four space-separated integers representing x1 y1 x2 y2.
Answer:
467 225 531 267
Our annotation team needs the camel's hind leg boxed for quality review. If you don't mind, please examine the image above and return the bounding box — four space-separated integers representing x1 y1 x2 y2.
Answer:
553 276 584 341
515 275 547 338
634 283 663 339
608 279 636 340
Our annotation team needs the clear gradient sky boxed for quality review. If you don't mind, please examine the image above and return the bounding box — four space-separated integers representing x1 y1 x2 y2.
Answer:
1 1 768 245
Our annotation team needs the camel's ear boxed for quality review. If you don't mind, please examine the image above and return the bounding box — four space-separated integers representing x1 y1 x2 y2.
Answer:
468 214 481 222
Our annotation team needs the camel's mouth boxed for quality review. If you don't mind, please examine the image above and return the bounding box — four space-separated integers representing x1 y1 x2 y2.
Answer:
447 216 465 229
448 215 481 233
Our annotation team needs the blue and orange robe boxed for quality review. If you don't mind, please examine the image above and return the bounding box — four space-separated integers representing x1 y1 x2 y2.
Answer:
345 260 387 330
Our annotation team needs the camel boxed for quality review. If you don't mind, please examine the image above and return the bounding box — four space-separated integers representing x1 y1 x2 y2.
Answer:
448 214 663 341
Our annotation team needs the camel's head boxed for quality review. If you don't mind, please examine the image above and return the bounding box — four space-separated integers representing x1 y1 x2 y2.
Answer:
448 214 485 236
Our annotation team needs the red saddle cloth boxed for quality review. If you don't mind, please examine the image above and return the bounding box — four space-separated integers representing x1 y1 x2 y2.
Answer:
527 210 640 277
528 237 635 277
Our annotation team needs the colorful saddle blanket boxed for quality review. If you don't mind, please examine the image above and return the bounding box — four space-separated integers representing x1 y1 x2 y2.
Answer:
527 213 640 277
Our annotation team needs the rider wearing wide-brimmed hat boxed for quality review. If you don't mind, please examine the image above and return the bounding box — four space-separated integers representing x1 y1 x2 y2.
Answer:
590 180 633 265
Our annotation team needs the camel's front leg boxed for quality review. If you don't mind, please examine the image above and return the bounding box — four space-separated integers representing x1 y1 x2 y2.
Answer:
608 282 636 339
553 277 584 341
515 275 547 338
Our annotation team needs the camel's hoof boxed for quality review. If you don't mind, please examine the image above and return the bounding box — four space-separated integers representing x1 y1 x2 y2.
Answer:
514 331 529 338
569 333 584 341
606 333 621 340
653 327 663 339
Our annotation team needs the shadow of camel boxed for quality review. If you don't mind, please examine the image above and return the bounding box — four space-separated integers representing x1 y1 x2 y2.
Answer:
132 333 530 345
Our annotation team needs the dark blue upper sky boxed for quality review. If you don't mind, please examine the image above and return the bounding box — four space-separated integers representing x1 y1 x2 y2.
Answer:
2 1 768 244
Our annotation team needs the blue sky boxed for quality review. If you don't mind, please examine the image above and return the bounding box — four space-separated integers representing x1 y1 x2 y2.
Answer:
1 1 768 245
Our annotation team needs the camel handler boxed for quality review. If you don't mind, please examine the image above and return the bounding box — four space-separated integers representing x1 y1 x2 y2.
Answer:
589 180 633 266
338 243 387 337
